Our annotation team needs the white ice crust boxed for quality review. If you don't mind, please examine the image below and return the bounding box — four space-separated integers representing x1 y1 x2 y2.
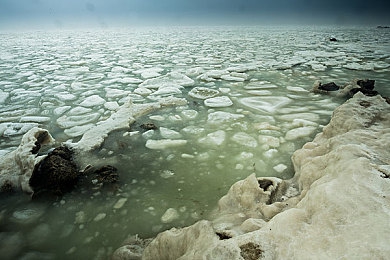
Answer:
0 127 55 193
139 93 390 259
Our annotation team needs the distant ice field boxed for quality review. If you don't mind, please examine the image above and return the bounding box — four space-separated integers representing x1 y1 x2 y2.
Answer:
0 26 389 259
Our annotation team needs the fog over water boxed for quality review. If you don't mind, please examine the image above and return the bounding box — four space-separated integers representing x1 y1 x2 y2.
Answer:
0 0 389 29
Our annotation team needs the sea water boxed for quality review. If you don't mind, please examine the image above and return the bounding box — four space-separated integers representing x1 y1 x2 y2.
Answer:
0 26 389 259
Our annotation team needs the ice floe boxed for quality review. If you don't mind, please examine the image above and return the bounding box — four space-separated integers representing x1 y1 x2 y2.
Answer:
79 95 105 107
146 139 187 150
188 87 219 99
239 96 291 113
204 96 233 107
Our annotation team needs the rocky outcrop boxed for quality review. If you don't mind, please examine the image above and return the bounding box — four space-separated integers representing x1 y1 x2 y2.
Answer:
135 93 390 259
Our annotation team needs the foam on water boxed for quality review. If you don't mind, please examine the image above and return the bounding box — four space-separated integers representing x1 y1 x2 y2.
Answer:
0 26 389 259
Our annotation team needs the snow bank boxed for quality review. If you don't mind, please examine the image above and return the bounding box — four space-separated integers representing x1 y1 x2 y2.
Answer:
0 128 54 193
136 93 390 259
73 96 187 152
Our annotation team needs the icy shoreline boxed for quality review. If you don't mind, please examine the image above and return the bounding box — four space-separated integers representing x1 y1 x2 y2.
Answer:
113 92 390 259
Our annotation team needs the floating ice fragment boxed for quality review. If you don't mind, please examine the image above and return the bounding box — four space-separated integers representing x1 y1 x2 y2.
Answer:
142 130 155 139
160 170 175 179
161 208 179 223
207 111 244 125
273 164 288 173
286 86 309 93
188 87 219 99
113 198 128 209
134 88 152 96
258 135 280 149
181 110 198 119
140 72 194 89
55 92 77 101
67 107 92 115
64 124 95 138
150 86 182 97
285 126 317 140
2 123 39 137
146 139 187 149
220 74 245 82
104 101 120 111
231 132 258 148
79 95 105 107
160 127 182 139
204 96 233 108
57 113 100 128
93 213 106 222
198 130 226 146
181 126 205 135
20 116 50 123
239 96 291 113
0 90 10 104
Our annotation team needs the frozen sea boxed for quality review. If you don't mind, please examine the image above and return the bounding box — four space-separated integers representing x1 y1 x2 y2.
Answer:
0 26 389 259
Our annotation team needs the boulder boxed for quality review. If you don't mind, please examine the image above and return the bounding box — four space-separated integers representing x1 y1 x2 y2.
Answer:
29 146 79 196
318 82 339 91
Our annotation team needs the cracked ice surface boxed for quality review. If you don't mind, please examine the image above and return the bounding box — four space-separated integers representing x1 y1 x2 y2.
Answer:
0 26 389 259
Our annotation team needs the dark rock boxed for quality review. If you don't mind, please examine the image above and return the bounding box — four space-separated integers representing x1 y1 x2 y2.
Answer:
140 123 158 130
329 37 337 42
377 26 390 29
350 88 379 97
30 146 79 197
94 165 119 184
239 242 263 260
357 79 375 90
319 82 340 91
258 179 273 191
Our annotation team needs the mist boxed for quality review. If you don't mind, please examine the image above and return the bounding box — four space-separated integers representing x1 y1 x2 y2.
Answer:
1 0 389 30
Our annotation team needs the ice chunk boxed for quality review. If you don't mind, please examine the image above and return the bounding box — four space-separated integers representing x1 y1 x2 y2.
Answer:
181 126 205 135
113 198 128 209
0 91 9 104
134 88 152 96
258 135 280 149
198 130 226 146
53 106 71 116
273 164 288 173
231 132 258 148
220 74 246 82
57 113 100 128
64 124 94 138
67 107 93 115
239 96 291 113
207 111 244 125
188 87 219 99
2 123 39 137
161 208 179 223
150 86 182 97
146 139 187 149
55 92 77 101
104 101 120 111
20 116 51 123
286 86 309 93
139 72 194 89
181 110 198 119
79 95 105 107
160 127 182 139
246 90 272 96
119 77 143 84
204 96 233 108
285 126 317 140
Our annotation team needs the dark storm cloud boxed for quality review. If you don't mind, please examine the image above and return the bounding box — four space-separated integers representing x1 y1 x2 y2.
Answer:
0 0 389 29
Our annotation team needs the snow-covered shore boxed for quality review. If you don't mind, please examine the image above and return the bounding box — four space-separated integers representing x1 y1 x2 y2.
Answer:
114 92 390 259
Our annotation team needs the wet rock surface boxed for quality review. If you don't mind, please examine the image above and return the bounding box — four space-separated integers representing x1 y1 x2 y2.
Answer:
29 146 79 197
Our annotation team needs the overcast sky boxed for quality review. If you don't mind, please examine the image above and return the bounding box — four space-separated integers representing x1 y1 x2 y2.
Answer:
1 0 389 29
